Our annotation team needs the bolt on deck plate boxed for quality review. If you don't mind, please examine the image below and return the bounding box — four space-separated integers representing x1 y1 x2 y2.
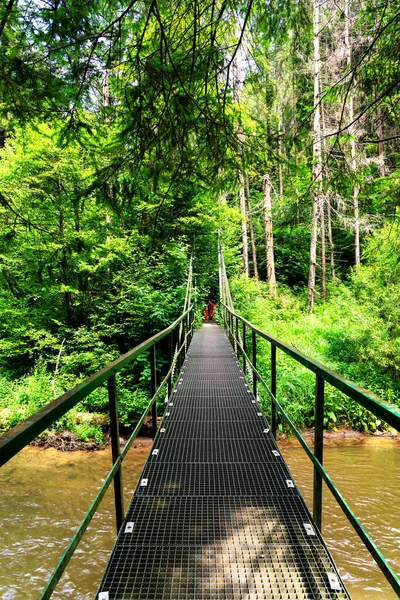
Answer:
304 523 316 536
327 572 341 591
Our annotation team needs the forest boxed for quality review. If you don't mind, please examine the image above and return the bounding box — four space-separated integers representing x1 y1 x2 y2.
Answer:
0 0 399 444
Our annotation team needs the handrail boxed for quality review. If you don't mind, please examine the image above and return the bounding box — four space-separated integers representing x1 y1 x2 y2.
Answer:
38 311 194 600
221 301 400 597
0 307 192 467
0 262 195 600
223 304 400 429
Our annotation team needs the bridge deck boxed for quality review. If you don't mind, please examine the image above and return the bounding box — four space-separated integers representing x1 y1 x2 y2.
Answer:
98 323 349 600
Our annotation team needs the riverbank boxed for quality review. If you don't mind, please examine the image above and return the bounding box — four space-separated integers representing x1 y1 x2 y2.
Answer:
32 430 155 451
28 424 400 452
31 416 158 451
278 426 400 446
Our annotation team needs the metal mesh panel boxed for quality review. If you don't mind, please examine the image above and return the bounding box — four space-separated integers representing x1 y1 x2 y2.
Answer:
98 323 350 600
157 419 267 439
165 406 260 422
121 496 324 548
137 462 293 496
101 545 348 600
168 396 258 408
151 437 278 462
173 380 254 397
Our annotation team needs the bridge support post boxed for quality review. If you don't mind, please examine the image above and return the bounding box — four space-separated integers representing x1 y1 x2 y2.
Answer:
313 374 325 531
150 345 157 438
178 323 183 371
186 312 191 350
183 321 186 363
168 330 173 399
242 322 246 372
108 374 124 533
252 330 257 398
235 316 239 358
271 345 277 439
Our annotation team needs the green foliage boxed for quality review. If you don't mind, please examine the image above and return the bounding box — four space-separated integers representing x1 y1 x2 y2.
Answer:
0 0 399 446
230 269 400 433
73 423 104 445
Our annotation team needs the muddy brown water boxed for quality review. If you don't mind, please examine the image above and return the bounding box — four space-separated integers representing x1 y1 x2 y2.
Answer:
0 437 398 599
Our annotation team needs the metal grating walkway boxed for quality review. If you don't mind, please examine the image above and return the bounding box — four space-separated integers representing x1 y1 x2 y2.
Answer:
98 323 350 600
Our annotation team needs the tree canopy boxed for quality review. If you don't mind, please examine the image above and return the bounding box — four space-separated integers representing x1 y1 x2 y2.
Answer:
0 0 399 437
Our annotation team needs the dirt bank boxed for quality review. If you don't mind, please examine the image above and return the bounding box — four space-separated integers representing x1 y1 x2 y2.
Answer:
32 424 400 452
278 426 400 447
33 429 154 452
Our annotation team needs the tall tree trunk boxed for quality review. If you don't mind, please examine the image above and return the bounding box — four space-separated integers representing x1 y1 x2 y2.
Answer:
102 69 112 236
293 74 300 225
326 193 335 278
245 176 259 280
321 104 335 278
320 201 326 302
278 134 284 200
308 0 323 309
376 104 385 177
344 0 360 267
233 44 249 277
262 174 276 295
274 45 284 200
374 9 386 179
239 172 250 276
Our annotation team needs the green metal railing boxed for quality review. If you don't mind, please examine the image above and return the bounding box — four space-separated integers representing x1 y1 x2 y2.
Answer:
221 302 400 597
0 306 194 599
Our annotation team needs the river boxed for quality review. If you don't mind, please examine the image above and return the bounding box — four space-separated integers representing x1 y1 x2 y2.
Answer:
0 436 398 599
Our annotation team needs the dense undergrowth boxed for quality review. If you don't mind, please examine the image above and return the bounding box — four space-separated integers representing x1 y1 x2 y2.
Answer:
0 243 196 447
229 227 400 433
1 220 399 443
0 365 154 447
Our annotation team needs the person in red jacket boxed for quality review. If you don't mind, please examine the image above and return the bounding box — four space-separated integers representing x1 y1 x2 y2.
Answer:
208 300 215 320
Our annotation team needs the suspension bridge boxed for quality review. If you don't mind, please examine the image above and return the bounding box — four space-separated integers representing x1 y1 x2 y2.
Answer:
0 251 399 599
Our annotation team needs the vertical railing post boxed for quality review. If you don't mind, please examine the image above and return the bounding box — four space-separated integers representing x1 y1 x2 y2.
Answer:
177 324 180 368
242 321 246 372
252 330 257 398
178 323 183 371
183 319 187 360
150 344 157 438
176 326 180 372
235 315 239 358
313 374 325 531
181 322 183 363
271 345 277 439
182 320 186 362
107 374 124 533
187 311 191 346
168 330 173 399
